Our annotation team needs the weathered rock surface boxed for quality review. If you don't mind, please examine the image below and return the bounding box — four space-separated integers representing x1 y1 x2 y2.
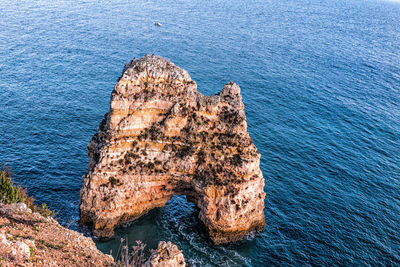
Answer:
145 241 186 267
79 54 266 244
0 202 114 266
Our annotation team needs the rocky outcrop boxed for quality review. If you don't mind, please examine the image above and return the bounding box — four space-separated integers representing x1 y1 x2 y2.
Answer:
0 201 188 266
79 54 266 244
0 202 114 266
145 241 186 267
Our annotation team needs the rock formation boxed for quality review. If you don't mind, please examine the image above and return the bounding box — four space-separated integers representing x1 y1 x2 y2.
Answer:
0 202 187 266
79 54 266 244
145 241 186 267
0 202 114 266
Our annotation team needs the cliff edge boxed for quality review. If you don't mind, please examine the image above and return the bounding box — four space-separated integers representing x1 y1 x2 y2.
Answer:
0 202 114 266
79 54 266 244
0 202 186 266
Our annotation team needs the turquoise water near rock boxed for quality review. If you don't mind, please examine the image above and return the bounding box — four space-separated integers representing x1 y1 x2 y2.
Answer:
1 0 399 265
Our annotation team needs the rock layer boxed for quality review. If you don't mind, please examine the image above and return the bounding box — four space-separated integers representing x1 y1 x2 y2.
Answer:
79 55 266 244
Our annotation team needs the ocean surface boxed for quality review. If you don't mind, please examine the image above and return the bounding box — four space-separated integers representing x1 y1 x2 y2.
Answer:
1 0 399 265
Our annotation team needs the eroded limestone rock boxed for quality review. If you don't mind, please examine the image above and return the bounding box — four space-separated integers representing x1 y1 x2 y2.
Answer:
145 241 186 267
79 54 266 244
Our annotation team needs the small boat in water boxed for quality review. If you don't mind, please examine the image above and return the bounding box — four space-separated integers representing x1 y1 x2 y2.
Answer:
154 22 162 27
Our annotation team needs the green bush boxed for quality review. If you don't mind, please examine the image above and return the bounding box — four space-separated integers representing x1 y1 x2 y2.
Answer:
0 170 26 204
0 167 54 217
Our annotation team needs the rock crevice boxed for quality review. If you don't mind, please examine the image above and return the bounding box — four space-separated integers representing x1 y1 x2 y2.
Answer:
79 55 266 244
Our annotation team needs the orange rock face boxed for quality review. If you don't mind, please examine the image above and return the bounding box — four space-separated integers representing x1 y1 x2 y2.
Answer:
79 55 266 244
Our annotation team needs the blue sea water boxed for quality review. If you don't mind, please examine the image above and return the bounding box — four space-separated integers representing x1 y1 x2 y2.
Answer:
1 0 400 265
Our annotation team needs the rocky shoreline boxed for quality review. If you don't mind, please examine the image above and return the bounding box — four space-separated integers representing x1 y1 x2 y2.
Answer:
0 202 186 266
0 202 114 266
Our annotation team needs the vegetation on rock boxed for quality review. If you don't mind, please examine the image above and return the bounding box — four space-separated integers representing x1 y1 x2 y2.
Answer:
0 165 53 217
0 169 26 204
